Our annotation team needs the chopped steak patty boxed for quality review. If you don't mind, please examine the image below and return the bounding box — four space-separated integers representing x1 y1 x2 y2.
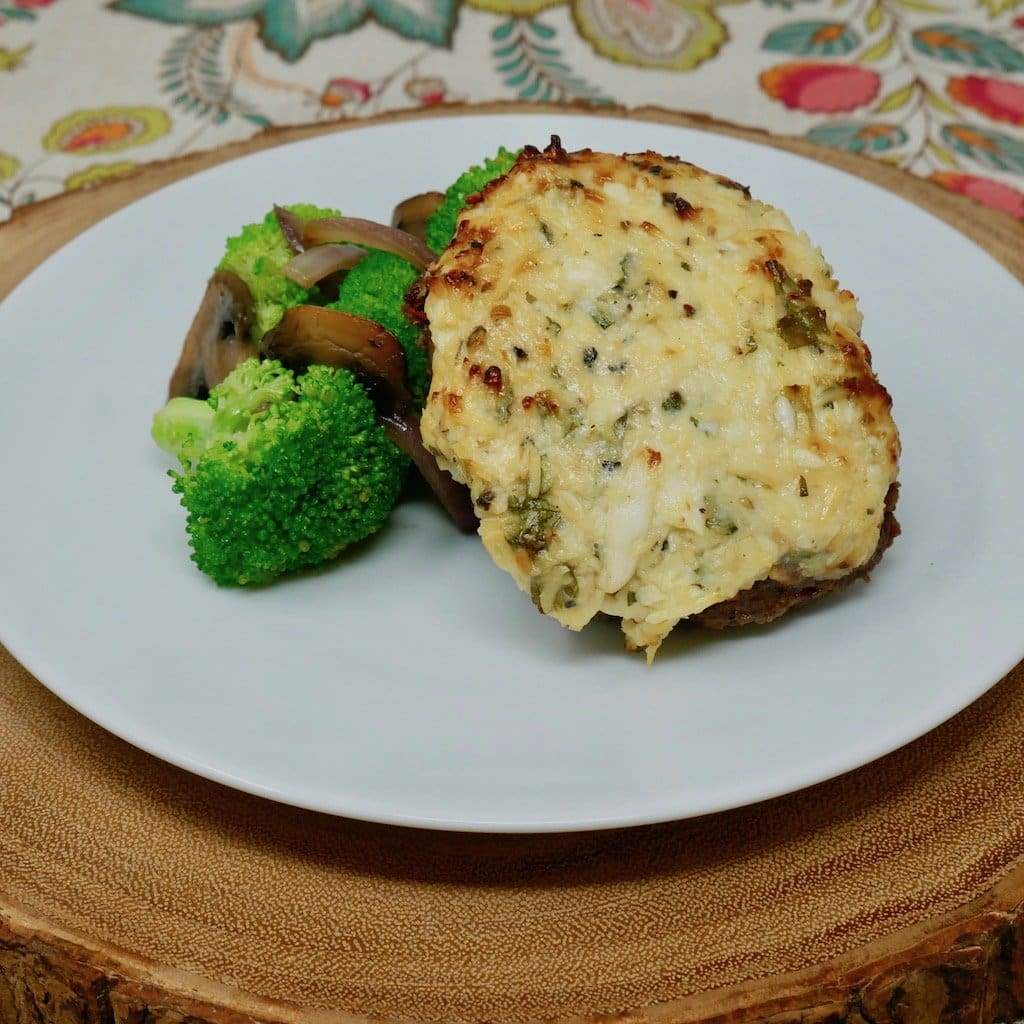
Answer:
693 482 900 629
420 139 901 659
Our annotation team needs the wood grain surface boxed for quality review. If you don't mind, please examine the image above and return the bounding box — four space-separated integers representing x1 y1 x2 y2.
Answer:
1 103 1023 1024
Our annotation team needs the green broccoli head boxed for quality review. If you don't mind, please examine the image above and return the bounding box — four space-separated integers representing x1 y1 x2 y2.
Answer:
151 358 404 586
217 204 340 341
425 147 520 253
328 251 429 405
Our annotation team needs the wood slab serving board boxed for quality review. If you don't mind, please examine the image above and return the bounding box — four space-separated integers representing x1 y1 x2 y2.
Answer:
2 103 1023 1024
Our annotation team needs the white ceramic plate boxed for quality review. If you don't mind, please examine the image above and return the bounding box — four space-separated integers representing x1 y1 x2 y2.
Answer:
1 113 1022 832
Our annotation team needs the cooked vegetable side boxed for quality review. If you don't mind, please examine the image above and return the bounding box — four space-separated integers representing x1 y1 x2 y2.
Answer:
152 359 405 586
218 204 342 340
420 140 901 659
329 252 429 404
151 148 518 587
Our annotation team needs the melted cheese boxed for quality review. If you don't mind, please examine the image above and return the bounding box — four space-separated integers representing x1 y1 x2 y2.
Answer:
420 146 900 659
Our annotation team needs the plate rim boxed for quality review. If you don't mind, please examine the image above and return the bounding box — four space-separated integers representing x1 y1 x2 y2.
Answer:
2 108 1022 833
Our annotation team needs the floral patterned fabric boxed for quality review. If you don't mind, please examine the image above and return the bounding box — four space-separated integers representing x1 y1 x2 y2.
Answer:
1 0 1023 220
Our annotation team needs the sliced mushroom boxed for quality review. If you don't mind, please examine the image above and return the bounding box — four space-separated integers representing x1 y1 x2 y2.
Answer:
168 270 258 399
263 305 410 404
263 304 476 533
391 191 444 243
273 205 305 254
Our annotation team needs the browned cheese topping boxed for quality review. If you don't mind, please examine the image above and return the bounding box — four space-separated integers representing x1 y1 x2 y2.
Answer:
420 143 900 659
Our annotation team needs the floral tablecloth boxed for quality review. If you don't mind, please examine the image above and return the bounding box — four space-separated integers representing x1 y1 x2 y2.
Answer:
1 0 1023 221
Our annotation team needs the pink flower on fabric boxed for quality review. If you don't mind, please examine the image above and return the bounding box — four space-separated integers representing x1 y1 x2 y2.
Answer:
931 172 1024 220
405 76 447 106
947 76 1024 127
760 62 880 114
320 78 372 109
13 0 58 7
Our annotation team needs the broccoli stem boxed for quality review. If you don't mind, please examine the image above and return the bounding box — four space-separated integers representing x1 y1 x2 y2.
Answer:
151 397 215 461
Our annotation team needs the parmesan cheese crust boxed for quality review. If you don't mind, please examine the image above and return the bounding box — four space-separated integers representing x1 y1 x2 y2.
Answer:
420 141 900 659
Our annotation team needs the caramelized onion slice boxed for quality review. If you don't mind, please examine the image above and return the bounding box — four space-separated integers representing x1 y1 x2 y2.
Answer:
168 270 257 399
391 191 443 243
273 205 305 254
382 413 477 534
262 305 410 406
303 216 434 271
282 244 367 288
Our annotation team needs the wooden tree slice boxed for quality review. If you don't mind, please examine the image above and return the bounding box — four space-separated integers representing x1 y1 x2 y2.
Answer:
2 104 1023 1024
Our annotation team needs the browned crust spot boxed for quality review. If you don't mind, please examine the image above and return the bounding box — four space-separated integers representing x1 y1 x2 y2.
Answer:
714 173 753 198
442 269 475 288
403 277 428 326
452 219 494 251
842 373 893 408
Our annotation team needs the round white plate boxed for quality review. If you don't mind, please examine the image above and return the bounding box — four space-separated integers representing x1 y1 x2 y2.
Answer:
1 113 1022 832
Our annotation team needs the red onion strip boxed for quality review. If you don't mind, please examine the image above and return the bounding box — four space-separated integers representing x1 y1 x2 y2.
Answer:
382 414 478 534
273 205 306 254
281 244 367 288
303 216 434 271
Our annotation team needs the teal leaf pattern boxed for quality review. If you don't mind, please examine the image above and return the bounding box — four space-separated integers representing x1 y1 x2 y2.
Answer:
0 5 39 20
912 24 1024 71
763 20 860 56
111 0 265 26
114 0 458 57
942 124 1024 174
362 0 457 48
260 0 369 57
492 18 610 103
160 28 269 125
261 0 458 56
806 121 908 153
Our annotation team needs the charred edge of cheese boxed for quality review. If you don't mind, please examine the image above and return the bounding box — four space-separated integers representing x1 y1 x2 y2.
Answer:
420 140 900 660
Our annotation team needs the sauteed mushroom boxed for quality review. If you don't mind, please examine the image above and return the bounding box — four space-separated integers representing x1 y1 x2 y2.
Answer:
391 191 444 243
167 270 258 400
263 305 410 401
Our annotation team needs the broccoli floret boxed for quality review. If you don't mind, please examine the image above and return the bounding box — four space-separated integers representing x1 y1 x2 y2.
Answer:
151 358 404 586
218 204 340 341
328 251 429 404
425 147 520 253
